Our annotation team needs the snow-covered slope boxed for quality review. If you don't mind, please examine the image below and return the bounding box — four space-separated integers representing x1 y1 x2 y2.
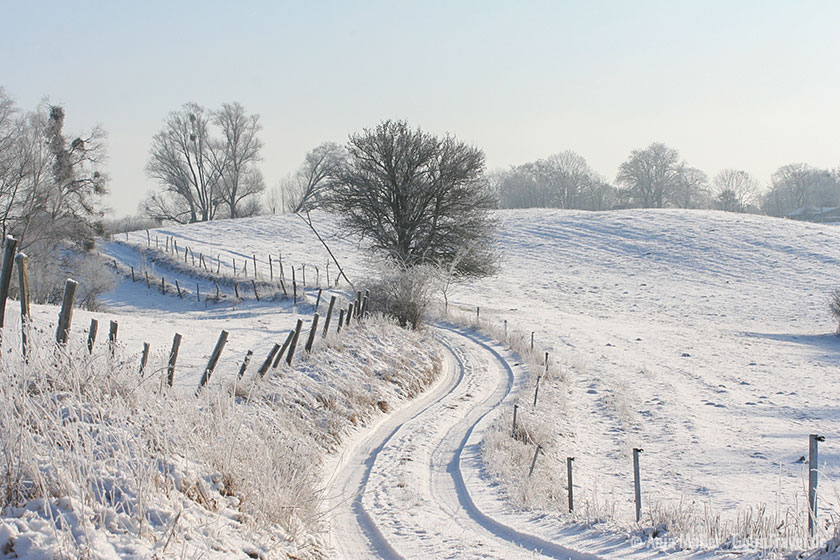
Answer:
450 209 840 543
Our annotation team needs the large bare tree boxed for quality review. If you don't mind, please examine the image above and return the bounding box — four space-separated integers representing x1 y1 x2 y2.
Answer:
330 120 496 276
617 143 707 208
145 102 264 223
213 102 264 218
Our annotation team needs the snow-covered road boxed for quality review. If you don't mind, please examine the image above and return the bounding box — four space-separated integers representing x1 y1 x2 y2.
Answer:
323 326 601 559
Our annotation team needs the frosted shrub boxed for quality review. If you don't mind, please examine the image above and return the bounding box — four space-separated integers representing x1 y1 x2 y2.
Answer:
364 263 436 329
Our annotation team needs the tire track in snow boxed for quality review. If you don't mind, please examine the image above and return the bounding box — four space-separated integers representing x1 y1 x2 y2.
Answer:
324 325 601 559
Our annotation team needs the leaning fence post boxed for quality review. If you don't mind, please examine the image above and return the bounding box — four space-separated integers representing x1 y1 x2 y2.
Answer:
315 288 322 311
533 375 541 407
529 444 542 477
286 319 304 365
15 253 29 355
87 318 98 353
273 330 296 368
809 434 825 537
0 236 18 331
252 280 259 301
234 282 240 299
567 457 575 512
633 448 643 522
512 404 519 437
139 342 150 374
56 279 78 345
167 333 182 387
323 296 336 337
198 330 229 392
257 343 281 377
175 280 183 298
237 349 253 379
305 313 320 353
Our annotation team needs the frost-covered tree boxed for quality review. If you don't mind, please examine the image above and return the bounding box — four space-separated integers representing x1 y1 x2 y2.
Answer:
496 150 610 210
713 169 759 213
213 102 264 219
617 143 706 209
330 120 496 276
0 89 111 305
762 163 839 217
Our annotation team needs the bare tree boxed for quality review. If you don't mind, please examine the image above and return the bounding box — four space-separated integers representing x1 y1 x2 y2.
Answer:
145 103 222 223
617 143 708 209
282 142 346 213
763 163 839 217
213 102 264 218
330 120 496 276
713 169 759 212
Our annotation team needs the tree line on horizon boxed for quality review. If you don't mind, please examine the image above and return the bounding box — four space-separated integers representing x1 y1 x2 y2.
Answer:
140 101 840 225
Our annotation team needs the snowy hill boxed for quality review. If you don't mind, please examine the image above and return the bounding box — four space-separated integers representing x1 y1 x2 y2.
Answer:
452 209 840 536
3 208 840 559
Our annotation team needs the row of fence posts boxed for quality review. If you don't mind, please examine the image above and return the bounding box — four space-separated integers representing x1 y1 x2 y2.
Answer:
0 235 371 395
146 230 345 292
493 307 826 534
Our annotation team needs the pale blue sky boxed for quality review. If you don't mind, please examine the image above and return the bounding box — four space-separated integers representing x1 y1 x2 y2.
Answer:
3 1 839 216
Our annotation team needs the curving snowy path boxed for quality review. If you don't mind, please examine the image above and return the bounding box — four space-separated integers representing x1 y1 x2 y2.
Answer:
322 326 602 559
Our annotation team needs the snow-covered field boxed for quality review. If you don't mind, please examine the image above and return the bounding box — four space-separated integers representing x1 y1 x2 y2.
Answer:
1 208 839 559
451 209 840 554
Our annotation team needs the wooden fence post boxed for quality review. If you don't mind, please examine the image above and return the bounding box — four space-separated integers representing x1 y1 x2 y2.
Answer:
531 331 534 351
196 283 200 302
286 319 303 365
305 313 320 353
87 318 98 353
268 255 273 280
146 229 150 247
198 330 229 392
167 333 182 387
233 258 237 276
130 265 135 282
533 375 541 407
243 259 248 278
809 434 825 537
257 344 281 377
363 290 370 317
337 309 345 333
109 320 119 355
252 254 257 278
56 279 78 345
234 283 240 299
161 277 165 294
144 271 150 288
529 444 542 477
346 303 354 325
139 342 150 374
476 307 480 322
315 288 322 311
252 280 259 301
633 448 643 522
512 404 518 437
292 267 297 307
0 236 18 331
302 264 306 287
175 280 183 298
273 330 296 368
567 457 575 512
326 262 330 287
322 296 336 337
315 266 320 287
504 319 507 340
237 349 253 379
355 291 362 317
15 253 29 355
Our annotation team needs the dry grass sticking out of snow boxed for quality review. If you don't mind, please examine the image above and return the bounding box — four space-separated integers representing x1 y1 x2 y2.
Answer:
0 314 439 559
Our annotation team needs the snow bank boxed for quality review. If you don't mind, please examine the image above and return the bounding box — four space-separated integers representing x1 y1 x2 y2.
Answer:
0 314 439 559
